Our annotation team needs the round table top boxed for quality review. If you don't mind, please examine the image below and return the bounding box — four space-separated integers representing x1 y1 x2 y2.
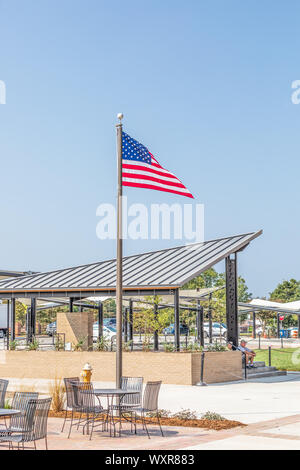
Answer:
0 408 21 418
93 388 140 396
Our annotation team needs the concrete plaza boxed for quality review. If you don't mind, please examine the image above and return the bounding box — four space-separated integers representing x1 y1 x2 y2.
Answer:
3 372 300 449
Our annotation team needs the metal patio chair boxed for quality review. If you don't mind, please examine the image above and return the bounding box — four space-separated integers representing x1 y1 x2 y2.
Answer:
0 379 8 408
0 397 52 450
109 376 143 435
69 382 108 440
61 377 80 433
4 391 38 433
132 381 164 439
111 376 143 411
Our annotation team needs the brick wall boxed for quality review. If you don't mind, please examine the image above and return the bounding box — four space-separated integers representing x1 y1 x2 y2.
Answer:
0 351 243 385
203 351 243 383
56 311 94 351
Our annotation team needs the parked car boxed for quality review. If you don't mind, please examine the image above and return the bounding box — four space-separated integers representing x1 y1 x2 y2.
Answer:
93 323 117 343
46 321 57 336
203 322 227 339
0 304 8 338
103 317 116 328
163 323 189 335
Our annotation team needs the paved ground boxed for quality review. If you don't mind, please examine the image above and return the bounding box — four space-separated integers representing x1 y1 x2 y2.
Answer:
159 373 300 424
5 372 300 425
4 371 300 449
2 414 300 450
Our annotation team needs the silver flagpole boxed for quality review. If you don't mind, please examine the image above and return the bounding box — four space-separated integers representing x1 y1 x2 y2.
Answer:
116 112 123 388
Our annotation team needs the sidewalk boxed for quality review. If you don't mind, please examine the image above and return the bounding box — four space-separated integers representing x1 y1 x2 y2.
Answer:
5 372 300 424
3 373 300 449
2 414 300 450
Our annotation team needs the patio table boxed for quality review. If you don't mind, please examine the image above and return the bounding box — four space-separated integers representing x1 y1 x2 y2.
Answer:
0 409 20 418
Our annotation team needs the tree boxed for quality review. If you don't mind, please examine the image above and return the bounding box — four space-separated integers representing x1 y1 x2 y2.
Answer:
183 268 252 302
270 279 300 303
15 302 27 326
103 298 116 316
269 279 300 328
183 268 222 289
133 296 170 344
183 269 252 326
255 310 277 335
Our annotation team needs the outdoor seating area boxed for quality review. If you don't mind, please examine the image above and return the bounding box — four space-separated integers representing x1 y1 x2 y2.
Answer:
0 379 52 450
0 375 164 450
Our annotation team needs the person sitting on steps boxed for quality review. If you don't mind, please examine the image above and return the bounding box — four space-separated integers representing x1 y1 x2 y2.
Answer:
237 339 256 367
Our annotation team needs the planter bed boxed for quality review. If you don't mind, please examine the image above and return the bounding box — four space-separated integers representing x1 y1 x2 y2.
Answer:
47 410 245 431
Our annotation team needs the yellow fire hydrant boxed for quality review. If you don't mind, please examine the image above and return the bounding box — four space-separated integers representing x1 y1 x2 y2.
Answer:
80 363 93 383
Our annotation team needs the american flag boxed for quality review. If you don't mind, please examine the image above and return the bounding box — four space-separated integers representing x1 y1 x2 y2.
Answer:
122 132 194 199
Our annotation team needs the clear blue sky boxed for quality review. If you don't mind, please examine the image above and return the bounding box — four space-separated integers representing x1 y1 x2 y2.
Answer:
0 0 299 298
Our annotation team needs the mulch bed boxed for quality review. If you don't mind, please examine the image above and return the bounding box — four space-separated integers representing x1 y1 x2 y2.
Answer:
48 410 245 431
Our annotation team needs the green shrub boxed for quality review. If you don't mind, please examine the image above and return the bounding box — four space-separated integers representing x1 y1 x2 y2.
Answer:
172 408 198 420
4 399 11 409
9 340 17 350
206 343 226 352
27 338 39 351
163 342 175 352
94 336 110 351
122 340 133 352
201 411 225 421
147 409 172 418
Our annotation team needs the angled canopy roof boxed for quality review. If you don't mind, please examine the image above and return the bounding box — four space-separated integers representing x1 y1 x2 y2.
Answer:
0 270 36 280
237 298 300 315
0 230 262 298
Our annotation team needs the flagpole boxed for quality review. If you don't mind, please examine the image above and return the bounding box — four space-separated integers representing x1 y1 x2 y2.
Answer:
116 112 123 388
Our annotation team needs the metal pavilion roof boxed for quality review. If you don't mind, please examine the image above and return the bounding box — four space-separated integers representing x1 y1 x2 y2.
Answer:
0 230 262 298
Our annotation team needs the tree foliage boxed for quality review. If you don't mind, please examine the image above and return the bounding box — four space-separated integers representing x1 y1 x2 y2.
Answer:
270 279 300 303
183 268 252 324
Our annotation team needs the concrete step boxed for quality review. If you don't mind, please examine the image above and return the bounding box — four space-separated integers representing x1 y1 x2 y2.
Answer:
247 370 287 379
247 366 278 374
254 361 266 367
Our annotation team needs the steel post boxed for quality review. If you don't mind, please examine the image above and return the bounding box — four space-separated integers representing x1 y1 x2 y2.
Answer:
174 289 180 351
225 254 239 346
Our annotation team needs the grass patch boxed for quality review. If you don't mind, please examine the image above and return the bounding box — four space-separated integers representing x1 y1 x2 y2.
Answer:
255 348 300 371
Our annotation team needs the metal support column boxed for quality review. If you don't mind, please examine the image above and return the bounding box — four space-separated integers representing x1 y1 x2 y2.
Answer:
129 299 133 344
98 302 103 341
225 254 239 346
174 289 180 351
26 307 31 344
196 301 204 347
124 307 128 343
69 298 74 312
6 300 10 350
153 303 159 351
277 313 280 339
253 311 256 339
30 298 36 341
11 298 16 341
208 293 213 344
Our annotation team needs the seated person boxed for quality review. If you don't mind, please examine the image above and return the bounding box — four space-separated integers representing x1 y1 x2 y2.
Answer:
237 339 256 367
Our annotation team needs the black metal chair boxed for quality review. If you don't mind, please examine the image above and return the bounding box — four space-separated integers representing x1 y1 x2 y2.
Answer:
132 381 164 438
30 397 52 450
109 376 143 436
0 379 8 408
69 382 108 440
0 397 52 450
61 377 80 433
120 376 143 409
4 391 38 433
111 376 143 411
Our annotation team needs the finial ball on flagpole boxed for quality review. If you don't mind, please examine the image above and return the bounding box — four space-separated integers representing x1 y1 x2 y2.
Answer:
117 113 124 121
